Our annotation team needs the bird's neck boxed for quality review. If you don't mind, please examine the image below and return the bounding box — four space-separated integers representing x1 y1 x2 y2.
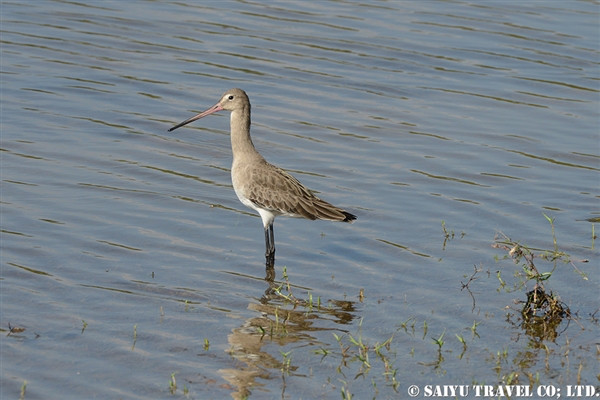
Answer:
230 106 262 162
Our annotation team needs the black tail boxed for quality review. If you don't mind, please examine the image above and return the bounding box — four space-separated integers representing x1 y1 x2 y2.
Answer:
342 211 357 223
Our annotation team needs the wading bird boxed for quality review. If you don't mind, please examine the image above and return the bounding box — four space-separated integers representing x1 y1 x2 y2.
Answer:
168 88 356 268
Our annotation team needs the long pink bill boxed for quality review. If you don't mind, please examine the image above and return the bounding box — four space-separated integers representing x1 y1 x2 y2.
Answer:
168 103 224 132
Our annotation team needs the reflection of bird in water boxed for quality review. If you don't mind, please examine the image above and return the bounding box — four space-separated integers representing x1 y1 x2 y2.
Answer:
218 299 356 399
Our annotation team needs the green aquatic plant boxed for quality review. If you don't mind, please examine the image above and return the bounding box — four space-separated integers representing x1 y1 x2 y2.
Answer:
398 316 417 335
470 320 481 339
20 381 27 400
431 330 445 350
441 220 466 250
494 214 587 290
280 350 293 374
169 372 178 394
492 214 588 323
330 318 400 394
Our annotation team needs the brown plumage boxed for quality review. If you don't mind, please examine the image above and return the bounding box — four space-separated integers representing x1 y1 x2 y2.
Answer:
169 88 356 267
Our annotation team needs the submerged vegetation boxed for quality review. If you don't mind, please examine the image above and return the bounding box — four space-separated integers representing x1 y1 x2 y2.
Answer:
10 216 595 400
492 213 588 333
208 214 594 399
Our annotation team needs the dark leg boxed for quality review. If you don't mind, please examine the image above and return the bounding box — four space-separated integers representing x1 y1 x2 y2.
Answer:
269 224 275 259
264 223 275 268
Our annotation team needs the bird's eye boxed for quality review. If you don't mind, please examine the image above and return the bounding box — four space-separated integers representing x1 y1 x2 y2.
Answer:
228 95 234 100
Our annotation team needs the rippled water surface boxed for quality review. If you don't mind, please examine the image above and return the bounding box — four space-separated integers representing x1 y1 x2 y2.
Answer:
2 1 599 399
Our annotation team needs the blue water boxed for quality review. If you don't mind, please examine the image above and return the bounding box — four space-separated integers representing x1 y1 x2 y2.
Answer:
2 1 598 399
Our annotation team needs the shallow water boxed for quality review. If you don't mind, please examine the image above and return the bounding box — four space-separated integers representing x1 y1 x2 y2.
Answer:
2 1 599 399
